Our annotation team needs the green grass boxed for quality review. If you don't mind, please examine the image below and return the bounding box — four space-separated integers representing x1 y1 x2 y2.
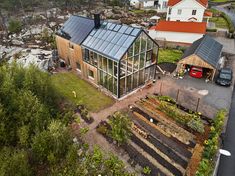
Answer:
210 16 229 29
52 72 114 112
131 9 146 14
158 49 183 64
210 0 229 2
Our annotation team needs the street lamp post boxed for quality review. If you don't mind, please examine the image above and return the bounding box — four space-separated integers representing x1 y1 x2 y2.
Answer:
213 149 231 176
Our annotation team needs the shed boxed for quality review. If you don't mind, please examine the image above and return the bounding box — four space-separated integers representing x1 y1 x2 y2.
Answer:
177 35 223 80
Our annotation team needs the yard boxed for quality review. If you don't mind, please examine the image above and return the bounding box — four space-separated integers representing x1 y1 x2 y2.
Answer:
52 72 114 112
158 48 183 64
210 16 229 29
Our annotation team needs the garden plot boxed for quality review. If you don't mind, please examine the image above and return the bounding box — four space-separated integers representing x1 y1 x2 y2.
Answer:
125 95 210 176
96 95 210 176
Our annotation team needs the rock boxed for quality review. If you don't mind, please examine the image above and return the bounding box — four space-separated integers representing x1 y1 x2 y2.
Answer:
12 39 24 46
49 22 57 28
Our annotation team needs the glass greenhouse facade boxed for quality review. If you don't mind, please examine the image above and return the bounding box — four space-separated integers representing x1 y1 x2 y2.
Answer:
82 24 159 98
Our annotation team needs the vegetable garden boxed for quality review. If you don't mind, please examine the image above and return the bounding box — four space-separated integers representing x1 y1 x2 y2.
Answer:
96 94 219 176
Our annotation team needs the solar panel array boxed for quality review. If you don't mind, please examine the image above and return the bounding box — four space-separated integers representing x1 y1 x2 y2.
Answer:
82 22 142 61
58 16 95 45
195 35 223 67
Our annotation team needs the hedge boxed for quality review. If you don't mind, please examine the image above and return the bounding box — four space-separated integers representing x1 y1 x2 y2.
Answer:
221 12 235 33
196 110 227 176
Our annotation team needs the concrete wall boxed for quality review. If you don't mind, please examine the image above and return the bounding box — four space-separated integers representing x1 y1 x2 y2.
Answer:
148 30 204 43
166 0 205 22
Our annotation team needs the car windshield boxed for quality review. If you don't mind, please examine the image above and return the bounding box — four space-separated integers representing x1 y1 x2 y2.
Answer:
192 67 202 72
219 73 231 80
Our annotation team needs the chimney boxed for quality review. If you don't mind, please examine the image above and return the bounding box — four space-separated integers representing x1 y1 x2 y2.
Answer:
94 13 101 29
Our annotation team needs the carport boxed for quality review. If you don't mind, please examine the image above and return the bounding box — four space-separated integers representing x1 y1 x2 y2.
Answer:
176 35 223 81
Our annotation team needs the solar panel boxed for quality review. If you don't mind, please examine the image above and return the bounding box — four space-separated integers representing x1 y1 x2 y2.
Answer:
82 21 142 61
58 16 95 45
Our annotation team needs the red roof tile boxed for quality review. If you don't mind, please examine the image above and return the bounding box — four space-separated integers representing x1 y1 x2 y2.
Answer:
168 0 208 7
204 11 213 17
150 21 207 34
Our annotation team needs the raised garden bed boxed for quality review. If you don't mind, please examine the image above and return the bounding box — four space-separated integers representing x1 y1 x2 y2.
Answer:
122 143 166 176
130 132 183 176
129 111 193 159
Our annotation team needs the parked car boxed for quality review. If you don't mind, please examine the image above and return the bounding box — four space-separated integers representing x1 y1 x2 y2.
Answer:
189 66 203 78
215 68 233 86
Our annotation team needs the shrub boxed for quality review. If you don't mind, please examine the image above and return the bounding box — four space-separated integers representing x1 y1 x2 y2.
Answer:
206 28 217 32
196 110 227 175
108 112 132 145
8 18 22 34
221 12 235 33
187 118 205 133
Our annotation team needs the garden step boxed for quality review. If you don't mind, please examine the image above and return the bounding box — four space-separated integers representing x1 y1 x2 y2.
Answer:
122 143 166 176
132 130 186 174
130 134 183 176
131 115 192 160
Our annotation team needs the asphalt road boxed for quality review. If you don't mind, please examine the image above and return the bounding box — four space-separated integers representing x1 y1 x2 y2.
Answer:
217 84 235 176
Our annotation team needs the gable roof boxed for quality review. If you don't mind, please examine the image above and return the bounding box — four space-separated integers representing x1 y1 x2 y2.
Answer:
82 22 142 61
182 35 223 68
150 21 206 34
168 0 208 7
56 16 95 45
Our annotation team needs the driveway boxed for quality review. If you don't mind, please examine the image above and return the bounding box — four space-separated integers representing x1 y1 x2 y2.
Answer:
213 37 235 55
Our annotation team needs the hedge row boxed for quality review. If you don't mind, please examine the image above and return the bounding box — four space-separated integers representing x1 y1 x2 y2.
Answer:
221 12 235 33
196 110 227 176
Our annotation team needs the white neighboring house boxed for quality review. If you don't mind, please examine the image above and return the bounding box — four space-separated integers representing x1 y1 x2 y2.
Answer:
166 0 208 22
148 21 206 44
130 0 168 12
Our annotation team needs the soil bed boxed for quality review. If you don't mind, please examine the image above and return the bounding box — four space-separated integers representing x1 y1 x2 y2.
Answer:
130 133 183 176
122 143 166 176
129 111 192 159
147 134 188 168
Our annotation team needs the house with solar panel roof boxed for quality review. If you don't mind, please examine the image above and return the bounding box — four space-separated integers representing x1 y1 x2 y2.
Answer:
56 14 159 99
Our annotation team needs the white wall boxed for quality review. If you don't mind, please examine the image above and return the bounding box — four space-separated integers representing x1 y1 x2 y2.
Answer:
166 0 206 22
130 0 140 7
157 0 168 12
144 1 155 7
148 30 204 43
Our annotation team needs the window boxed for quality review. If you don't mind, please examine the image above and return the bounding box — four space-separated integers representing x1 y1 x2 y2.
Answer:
192 10 197 15
163 1 168 8
88 70 94 79
76 62 81 71
168 17 170 21
177 9 182 15
84 49 89 61
168 8 172 15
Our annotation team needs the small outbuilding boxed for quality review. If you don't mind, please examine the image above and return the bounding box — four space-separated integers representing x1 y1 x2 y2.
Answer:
176 35 223 80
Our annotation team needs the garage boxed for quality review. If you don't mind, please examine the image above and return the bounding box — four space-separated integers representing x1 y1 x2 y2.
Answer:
176 35 223 81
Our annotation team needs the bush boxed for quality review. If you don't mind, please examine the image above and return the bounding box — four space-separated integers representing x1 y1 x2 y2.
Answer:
221 12 235 33
206 28 217 32
196 110 227 176
108 112 132 145
187 118 205 133
8 18 22 34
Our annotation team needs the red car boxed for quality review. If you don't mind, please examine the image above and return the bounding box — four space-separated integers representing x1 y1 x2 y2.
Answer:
189 66 203 78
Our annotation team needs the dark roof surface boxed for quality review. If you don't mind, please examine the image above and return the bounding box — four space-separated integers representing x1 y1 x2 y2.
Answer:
82 22 141 61
57 16 95 45
182 35 223 68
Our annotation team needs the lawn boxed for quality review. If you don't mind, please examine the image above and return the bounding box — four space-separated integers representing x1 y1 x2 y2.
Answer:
210 17 229 29
158 48 183 64
52 72 114 112
210 0 229 2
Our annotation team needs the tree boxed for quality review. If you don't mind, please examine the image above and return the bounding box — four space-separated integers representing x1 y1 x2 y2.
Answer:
32 120 72 164
0 147 32 176
108 112 132 145
8 18 22 34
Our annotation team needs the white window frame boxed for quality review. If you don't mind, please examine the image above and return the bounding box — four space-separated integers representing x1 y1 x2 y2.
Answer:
177 9 182 15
